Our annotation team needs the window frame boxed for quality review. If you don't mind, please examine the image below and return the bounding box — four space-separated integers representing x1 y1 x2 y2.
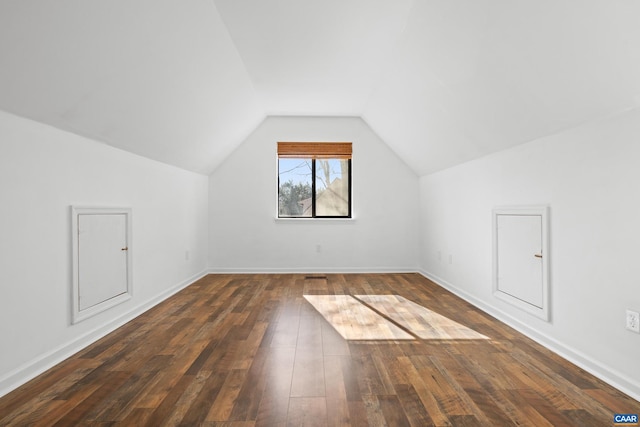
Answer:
277 142 352 219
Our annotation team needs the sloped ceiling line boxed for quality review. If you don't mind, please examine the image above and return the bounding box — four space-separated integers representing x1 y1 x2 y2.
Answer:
0 1 639 175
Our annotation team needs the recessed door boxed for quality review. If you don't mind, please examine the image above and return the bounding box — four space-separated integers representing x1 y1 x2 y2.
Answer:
72 206 132 323
493 206 549 321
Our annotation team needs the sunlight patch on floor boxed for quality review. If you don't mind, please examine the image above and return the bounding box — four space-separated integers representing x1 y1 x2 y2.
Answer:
355 295 489 340
304 294 489 341
303 295 413 340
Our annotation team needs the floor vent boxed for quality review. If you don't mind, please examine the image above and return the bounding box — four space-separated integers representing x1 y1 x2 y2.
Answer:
304 275 328 280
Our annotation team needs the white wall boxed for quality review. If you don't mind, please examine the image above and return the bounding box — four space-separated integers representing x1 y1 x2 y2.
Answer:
209 116 419 272
0 111 209 396
419 107 640 399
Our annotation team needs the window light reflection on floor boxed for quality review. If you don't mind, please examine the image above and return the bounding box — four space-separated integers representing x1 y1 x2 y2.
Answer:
303 294 489 341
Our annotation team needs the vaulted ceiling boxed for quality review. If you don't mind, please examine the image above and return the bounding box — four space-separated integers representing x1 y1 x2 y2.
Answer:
1 1 639 176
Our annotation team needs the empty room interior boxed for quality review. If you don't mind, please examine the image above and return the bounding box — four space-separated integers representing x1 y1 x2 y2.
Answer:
1 1 640 425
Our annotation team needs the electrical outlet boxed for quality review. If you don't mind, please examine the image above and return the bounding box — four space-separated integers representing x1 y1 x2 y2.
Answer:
626 310 640 333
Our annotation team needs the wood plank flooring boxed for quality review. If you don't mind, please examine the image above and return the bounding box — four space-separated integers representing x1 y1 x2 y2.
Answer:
0 273 638 426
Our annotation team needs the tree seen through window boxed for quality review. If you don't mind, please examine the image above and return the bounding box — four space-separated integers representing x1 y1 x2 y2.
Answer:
277 142 351 218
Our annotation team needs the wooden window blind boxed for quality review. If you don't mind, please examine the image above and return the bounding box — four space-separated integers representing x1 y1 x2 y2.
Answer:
277 142 352 159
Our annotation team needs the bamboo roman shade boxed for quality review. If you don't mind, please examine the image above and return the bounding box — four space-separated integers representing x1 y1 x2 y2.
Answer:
277 142 352 159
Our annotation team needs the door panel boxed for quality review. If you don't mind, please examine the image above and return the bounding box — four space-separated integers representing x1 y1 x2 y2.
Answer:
493 206 549 321
72 206 132 324
78 214 128 311
496 214 543 308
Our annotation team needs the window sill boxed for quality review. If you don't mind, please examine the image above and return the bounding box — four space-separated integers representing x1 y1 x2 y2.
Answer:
274 217 356 223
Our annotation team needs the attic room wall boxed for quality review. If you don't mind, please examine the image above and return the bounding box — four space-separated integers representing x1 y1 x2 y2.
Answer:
208 116 419 272
419 107 640 399
0 111 209 396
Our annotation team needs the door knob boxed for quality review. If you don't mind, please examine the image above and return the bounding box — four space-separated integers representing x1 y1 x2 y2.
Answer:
121 247 128 251
534 253 542 258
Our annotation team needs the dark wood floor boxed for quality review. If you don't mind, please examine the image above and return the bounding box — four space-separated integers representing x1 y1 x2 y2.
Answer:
0 273 638 426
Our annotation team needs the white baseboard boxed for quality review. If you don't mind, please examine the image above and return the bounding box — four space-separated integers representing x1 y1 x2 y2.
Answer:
419 269 640 402
0 270 208 399
208 267 418 274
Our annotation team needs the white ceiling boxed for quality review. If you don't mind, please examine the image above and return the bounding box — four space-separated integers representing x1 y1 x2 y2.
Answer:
1 1 639 175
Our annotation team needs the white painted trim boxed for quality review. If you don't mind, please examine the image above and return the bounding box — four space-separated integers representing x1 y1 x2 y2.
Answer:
418 269 640 402
208 267 417 274
274 217 357 223
0 270 207 399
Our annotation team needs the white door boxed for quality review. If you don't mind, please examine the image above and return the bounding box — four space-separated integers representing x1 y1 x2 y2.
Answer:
78 213 128 311
496 214 543 308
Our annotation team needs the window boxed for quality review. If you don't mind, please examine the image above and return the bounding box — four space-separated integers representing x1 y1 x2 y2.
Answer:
278 142 352 218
